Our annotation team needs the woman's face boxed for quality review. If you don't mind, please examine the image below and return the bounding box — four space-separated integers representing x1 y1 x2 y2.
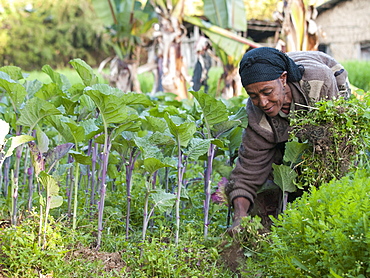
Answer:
245 72 290 117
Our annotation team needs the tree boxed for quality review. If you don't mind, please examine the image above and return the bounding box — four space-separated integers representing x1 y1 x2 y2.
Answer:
92 0 157 93
185 0 263 98
150 0 192 100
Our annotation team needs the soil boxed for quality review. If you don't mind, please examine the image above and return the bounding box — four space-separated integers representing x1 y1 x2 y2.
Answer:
219 240 246 277
66 245 126 274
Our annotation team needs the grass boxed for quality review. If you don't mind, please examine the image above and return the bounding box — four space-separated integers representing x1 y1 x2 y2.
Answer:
340 60 370 91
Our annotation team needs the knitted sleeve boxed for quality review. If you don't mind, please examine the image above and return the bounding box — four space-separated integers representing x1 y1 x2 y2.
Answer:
226 124 277 210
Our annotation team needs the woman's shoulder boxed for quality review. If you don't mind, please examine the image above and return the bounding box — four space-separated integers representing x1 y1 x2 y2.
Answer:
287 51 337 82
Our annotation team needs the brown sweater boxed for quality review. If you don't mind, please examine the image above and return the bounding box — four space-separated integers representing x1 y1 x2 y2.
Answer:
226 51 350 207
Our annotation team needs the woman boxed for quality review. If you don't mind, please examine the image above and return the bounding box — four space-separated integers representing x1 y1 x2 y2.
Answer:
226 47 350 234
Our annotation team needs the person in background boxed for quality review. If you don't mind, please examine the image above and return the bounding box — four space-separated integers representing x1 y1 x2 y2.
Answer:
191 36 212 93
226 47 350 234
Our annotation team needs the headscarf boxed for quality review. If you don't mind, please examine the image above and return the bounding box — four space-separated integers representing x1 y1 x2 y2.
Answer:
239 47 305 87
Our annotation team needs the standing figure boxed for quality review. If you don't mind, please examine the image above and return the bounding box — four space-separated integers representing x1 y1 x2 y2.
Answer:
191 36 212 93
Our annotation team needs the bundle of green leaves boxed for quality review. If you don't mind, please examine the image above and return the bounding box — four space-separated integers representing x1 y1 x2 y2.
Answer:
289 92 370 188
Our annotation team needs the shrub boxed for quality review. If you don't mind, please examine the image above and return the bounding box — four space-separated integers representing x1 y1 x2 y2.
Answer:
266 169 370 277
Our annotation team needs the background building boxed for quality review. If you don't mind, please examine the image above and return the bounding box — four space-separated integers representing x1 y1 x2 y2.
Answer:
316 0 370 61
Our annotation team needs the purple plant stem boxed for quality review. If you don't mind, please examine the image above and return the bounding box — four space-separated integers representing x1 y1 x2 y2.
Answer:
3 157 10 197
282 191 289 212
22 147 29 186
125 148 140 240
27 164 34 212
67 155 74 218
203 143 216 239
0 160 2 195
86 139 92 208
175 146 184 245
90 141 98 212
96 140 111 249
11 143 24 225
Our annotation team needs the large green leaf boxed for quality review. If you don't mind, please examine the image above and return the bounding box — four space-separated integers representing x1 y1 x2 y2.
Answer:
111 119 142 140
135 136 163 159
46 116 85 144
191 90 228 127
91 0 116 26
203 29 247 61
204 0 247 31
0 71 27 109
272 164 298 193
4 135 35 159
186 138 211 161
150 188 176 213
35 83 65 103
69 150 92 165
228 0 247 31
59 97 78 116
212 120 240 138
203 0 228 28
149 132 175 146
284 141 310 164
164 113 196 148
36 125 49 154
143 157 174 175
66 122 86 143
24 79 43 98
38 172 63 209
79 118 101 139
42 65 71 92
85 85 130 124
69 59 99 87
0 66 24 81
144 116 168 132
17 98 61 131
122 92 153 107
227 126 243 158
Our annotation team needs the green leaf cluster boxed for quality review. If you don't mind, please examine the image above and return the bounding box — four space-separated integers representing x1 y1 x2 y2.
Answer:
266 169 370 277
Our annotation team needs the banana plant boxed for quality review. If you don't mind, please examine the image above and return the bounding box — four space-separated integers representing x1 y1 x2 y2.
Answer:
91 0 157 93
149 0 193 99
280 0 319 51
184 0 263 98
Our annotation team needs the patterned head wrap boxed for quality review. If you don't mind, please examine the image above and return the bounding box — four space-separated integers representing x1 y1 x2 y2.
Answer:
239 47 305 87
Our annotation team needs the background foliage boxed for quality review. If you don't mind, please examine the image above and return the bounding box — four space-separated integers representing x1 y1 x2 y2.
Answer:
0 0 112 70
